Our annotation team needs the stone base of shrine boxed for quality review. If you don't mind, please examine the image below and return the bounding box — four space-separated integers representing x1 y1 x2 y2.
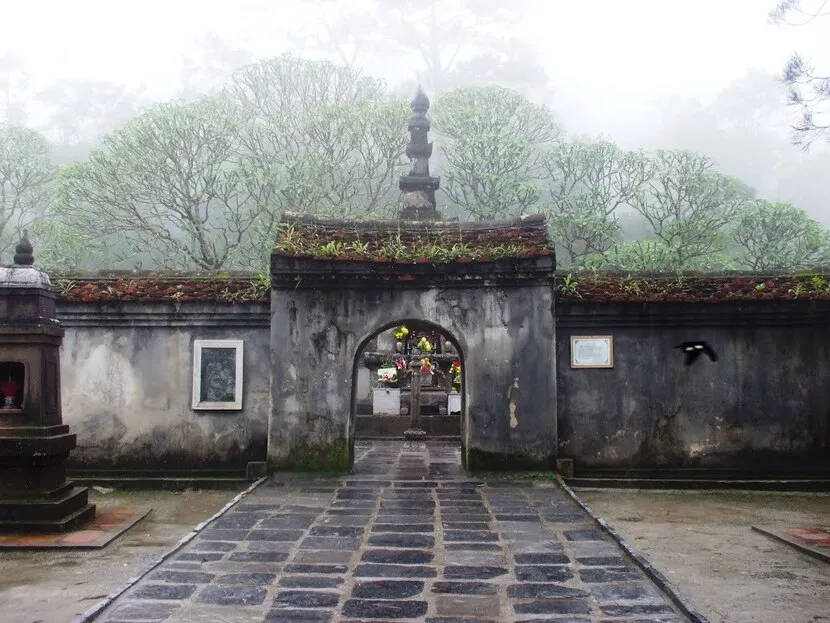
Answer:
0 426 96 533
0 483 96 534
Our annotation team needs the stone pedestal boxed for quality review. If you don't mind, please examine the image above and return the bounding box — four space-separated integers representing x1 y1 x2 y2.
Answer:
447 392 461 415
372 387 401 415
0 241 95 533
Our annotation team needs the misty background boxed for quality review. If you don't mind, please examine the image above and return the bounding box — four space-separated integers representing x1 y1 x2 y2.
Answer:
1 0 828 272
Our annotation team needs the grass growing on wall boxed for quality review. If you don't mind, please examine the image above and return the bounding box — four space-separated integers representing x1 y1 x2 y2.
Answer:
555 270 830 303
273 223 539 263
44 269 830 305
52 272 272 304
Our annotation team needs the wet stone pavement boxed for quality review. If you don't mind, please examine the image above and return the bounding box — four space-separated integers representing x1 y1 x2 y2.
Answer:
95 441 689 623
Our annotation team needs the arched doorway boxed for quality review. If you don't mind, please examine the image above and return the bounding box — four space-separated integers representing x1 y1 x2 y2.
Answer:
349 318 466 464
350 319 465 466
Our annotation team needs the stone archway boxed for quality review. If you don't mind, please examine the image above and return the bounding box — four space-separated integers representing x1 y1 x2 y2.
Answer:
350 319 466 446
267 214 558 473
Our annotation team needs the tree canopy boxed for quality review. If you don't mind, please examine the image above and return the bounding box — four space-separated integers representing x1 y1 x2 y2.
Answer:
57 97 262 270
0 125 55 261
433 85 559 219
1 51 828 274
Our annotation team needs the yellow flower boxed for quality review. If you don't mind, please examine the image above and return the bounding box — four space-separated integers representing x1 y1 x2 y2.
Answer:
417 336 432 352
393 325 409 339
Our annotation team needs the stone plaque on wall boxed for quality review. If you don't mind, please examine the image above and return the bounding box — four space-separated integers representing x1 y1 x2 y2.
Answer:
570 335 614 369
192 339 244 410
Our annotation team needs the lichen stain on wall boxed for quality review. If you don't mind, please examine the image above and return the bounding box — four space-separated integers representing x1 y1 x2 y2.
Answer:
72 340 138 410
57 314 271 471
595 429 642 463
62 332 176 436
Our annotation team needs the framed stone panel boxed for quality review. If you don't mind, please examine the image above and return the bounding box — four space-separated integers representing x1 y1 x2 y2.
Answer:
570 335 614 369
192 339 244 410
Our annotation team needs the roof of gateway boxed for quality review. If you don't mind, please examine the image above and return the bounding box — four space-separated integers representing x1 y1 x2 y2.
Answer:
272 213 555 263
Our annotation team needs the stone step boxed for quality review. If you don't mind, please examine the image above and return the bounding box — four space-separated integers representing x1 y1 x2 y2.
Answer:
0 485 91 522
355 415 460 438
572 466 830 478
0 502 96 534
70 476 252 491
358 435 462 442
0 481 75 501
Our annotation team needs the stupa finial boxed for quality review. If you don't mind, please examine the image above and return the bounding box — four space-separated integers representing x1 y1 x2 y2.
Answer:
13 231 34 266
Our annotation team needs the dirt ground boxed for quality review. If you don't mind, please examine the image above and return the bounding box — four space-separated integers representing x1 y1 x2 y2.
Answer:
576 488 830 623
0 488 239 623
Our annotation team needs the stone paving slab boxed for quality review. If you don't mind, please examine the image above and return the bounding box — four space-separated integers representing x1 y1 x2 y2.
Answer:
92 441 690 623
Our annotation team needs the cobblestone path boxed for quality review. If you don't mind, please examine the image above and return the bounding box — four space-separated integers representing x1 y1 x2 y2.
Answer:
95 441 689 622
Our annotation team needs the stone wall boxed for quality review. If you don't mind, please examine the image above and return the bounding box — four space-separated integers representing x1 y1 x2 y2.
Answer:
45 273 830 477
57 301 270 476
556 301 830 474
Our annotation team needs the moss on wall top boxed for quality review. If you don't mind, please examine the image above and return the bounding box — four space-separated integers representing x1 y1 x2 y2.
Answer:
556 271 830 303
49 271 271 304
32 268 830 305
272 213 555 263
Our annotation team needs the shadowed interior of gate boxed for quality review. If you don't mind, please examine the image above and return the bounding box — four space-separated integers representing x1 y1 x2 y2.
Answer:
350 319 465 450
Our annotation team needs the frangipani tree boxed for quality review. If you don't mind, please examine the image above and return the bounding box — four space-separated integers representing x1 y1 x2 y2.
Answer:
57 96 268 270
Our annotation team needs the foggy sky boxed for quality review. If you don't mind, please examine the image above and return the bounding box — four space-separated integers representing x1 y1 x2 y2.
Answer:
4 0 828 141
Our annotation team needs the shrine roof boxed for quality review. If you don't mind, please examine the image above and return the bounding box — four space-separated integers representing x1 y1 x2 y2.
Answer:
272 213 555 263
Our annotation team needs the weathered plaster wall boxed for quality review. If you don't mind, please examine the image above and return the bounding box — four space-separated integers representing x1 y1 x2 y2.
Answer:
557 302 830 474
38 291 830 476
57 302 270 474
269 284 557 471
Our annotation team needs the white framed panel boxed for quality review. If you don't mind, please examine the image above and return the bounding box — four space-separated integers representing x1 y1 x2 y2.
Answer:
570 335 614 369
192 339 244 410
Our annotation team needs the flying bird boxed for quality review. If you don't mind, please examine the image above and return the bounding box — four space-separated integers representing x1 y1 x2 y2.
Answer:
675 341 718 366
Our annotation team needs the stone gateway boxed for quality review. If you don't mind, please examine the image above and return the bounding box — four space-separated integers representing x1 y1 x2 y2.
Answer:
268 214 557 471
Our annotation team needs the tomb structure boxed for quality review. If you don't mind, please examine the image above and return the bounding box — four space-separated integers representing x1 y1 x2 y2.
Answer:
0 235 95 532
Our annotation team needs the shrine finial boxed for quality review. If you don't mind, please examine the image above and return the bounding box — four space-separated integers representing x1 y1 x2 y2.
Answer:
13 231 34 266
411 87 430 115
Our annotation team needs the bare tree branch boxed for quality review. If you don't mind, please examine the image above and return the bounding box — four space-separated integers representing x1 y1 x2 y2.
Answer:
770 1 830 147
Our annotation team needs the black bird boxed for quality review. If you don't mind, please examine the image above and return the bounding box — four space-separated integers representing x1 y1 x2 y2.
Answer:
675 341 718 366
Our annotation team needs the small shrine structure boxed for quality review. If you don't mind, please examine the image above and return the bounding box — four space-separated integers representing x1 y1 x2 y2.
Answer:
0 235 95 531
269 89 557 471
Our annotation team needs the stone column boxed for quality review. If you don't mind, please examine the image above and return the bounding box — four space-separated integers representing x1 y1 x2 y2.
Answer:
404 359 427 443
